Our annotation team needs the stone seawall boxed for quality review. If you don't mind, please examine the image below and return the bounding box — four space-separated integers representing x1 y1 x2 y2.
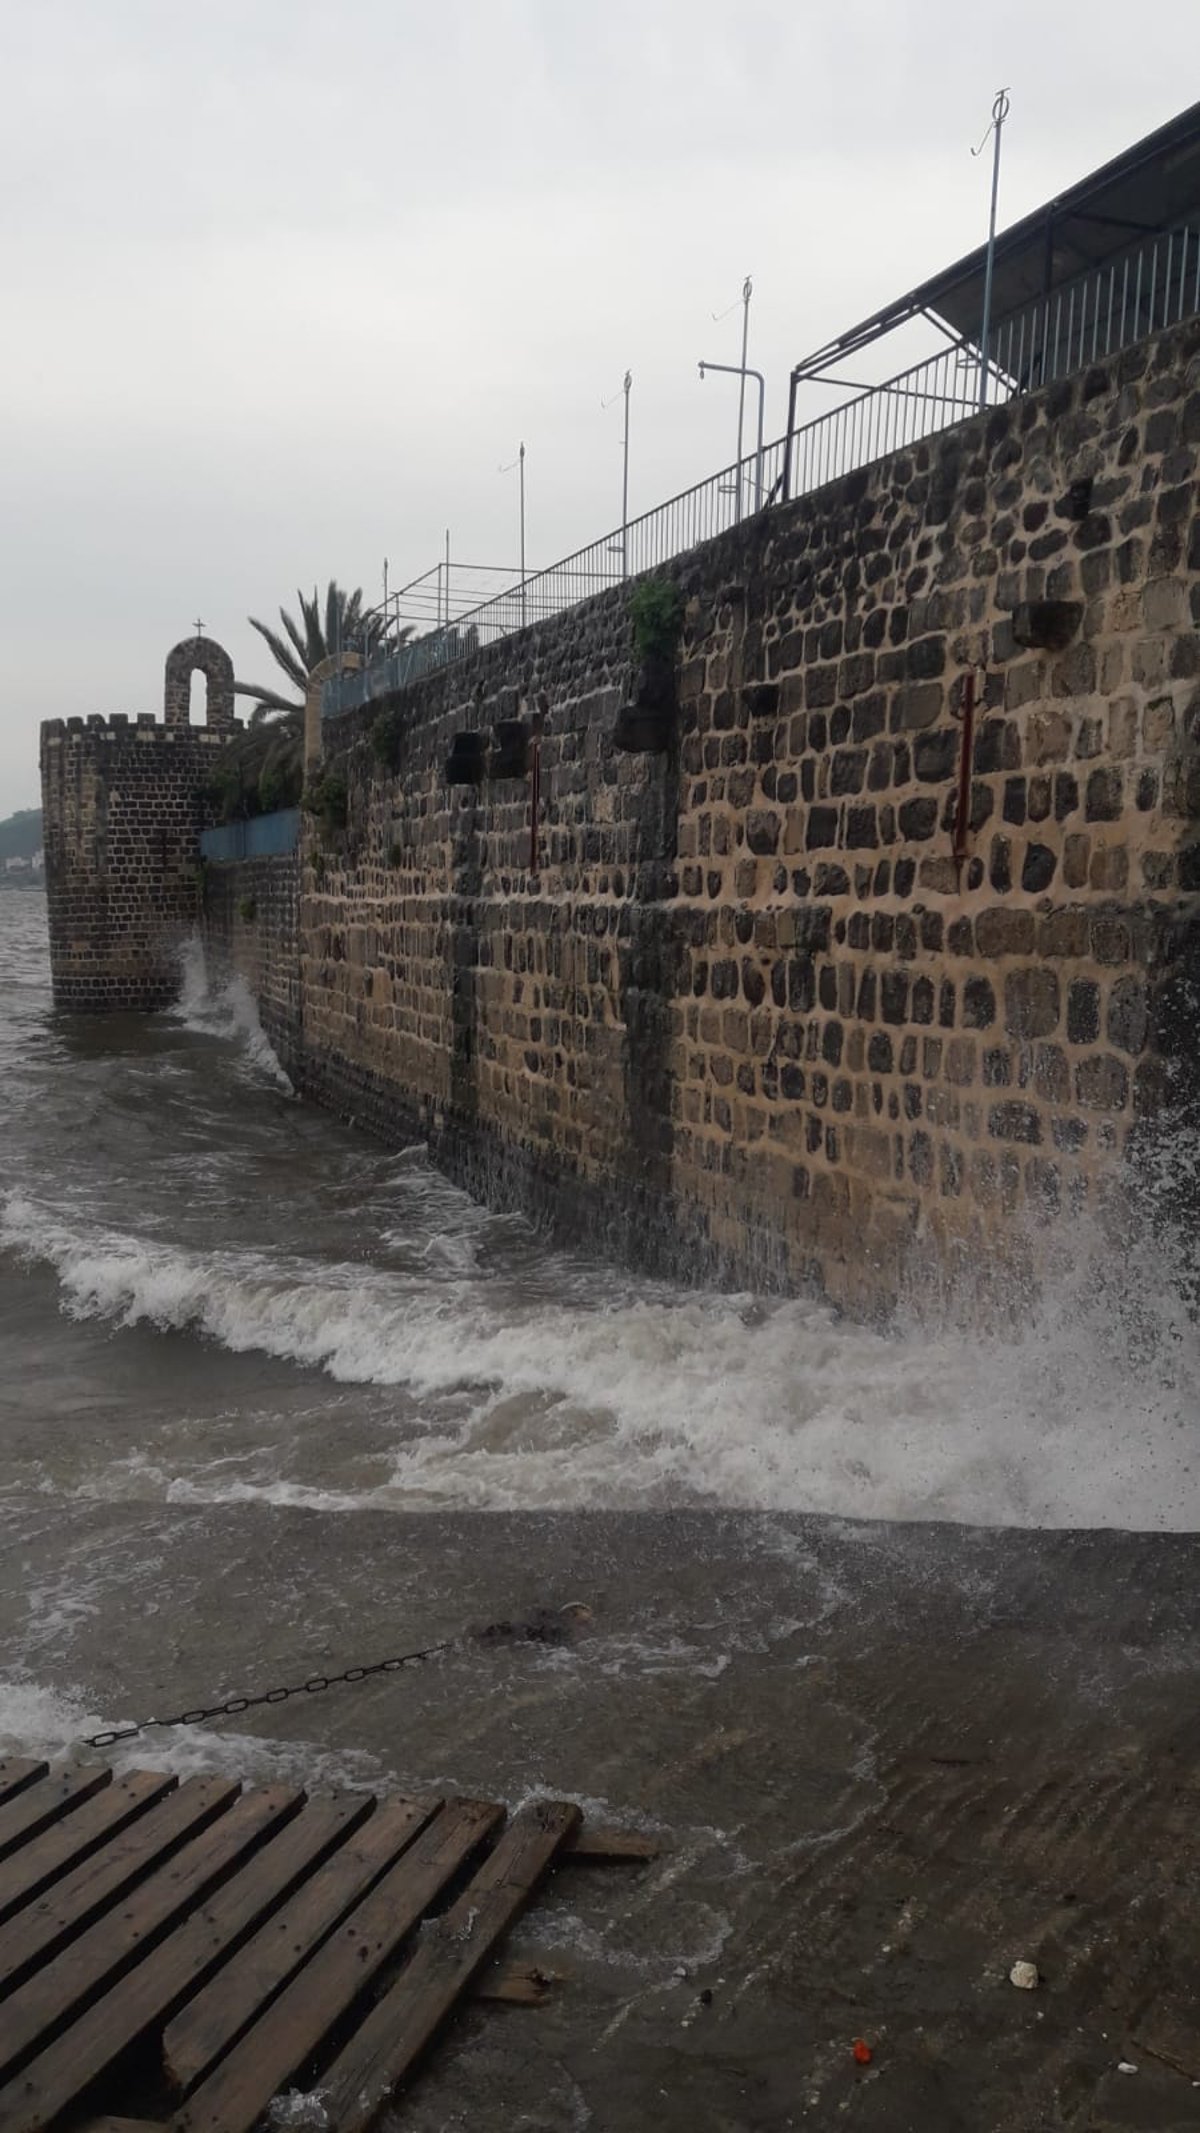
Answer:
263 316 1199 1314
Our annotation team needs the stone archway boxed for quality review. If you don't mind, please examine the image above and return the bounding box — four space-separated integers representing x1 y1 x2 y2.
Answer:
164 635 236 734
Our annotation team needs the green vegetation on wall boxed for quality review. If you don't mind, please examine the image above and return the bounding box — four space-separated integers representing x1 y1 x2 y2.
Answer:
304 770 349 841
370 704 406 774
630 578 684 663
203 721 304 825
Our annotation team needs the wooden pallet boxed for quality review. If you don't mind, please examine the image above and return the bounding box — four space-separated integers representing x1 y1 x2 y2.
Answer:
0 1755 656 2133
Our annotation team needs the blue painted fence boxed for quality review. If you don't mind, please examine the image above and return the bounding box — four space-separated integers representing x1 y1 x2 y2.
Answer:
199 809 300 862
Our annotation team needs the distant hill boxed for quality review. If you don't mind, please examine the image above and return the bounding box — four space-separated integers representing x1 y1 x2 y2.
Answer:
0 809 42 863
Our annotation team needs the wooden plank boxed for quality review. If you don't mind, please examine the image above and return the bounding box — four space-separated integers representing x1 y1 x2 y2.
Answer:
0 1761 48 1808
474 1960 563 2006
163 1795 439 2094
173 1799 504 2133
566 1827 661 1861
0 1776 238 2000
0 1784 299 2087
0 1765 112 1863
0 1795 369 2133
78 2119 165 2132
0 1771 177 1929
319 1800 582 2133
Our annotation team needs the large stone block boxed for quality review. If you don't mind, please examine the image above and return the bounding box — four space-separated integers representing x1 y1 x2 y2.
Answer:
1004 969 1062 1040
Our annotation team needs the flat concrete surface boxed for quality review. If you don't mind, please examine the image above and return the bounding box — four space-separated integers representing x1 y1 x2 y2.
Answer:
2 1499 1198 2131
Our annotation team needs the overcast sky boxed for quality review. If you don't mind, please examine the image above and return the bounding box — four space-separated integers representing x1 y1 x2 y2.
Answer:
1 0 1195 811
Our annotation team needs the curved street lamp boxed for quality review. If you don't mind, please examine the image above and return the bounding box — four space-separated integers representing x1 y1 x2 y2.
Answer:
699 359 766 516
602 370 633 577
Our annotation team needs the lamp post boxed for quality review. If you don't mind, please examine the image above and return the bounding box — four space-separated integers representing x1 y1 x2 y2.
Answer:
973 88 1011 411
499 444 527 626
699 359 766 514
602 370 633 576
735 275 752 504
710 275 754 519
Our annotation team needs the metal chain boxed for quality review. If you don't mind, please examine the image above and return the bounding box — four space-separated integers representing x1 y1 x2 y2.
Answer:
85 1634 459 1750
84 1604 588 1751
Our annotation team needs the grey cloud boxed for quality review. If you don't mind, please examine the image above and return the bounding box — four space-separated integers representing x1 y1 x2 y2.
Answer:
0 0 1192 806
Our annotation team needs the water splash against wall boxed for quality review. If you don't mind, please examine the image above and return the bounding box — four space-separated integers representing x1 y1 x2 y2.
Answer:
172 936 294 1093
3 1131 1196 1531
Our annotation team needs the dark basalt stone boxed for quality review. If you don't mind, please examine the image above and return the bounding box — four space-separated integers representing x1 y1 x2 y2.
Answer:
613 704 673 753
1055 475 1094 520
632 653 676 712
445 731 486 784
614 655 677 752
491 719 529 779
1010 600 1083 652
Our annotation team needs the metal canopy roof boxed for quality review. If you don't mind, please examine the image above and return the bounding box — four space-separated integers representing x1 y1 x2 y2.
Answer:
794 99 1200 379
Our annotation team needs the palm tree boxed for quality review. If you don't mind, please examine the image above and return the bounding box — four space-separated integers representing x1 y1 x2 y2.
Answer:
234 581 383 717
214 580 416 821
205 711 306 822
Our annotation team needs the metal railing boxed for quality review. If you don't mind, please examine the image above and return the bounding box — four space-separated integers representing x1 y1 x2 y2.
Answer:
330 438 791 714
382 557 529 634
328 219 1199 718
784 342 981 498
784 220 1200 496
986 220 1199 394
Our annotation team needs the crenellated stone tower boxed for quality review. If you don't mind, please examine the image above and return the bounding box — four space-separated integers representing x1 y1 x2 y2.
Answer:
40 636 239 1011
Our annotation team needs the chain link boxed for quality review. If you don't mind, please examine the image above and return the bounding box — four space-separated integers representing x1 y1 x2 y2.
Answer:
86 1636 458 1749
84 1605 589 1751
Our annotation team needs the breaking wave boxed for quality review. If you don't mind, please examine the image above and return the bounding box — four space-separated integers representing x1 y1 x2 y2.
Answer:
2 1165 1197 1530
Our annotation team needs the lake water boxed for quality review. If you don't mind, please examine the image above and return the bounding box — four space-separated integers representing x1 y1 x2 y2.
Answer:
2 888 1198 2127
2 891 1196 1573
